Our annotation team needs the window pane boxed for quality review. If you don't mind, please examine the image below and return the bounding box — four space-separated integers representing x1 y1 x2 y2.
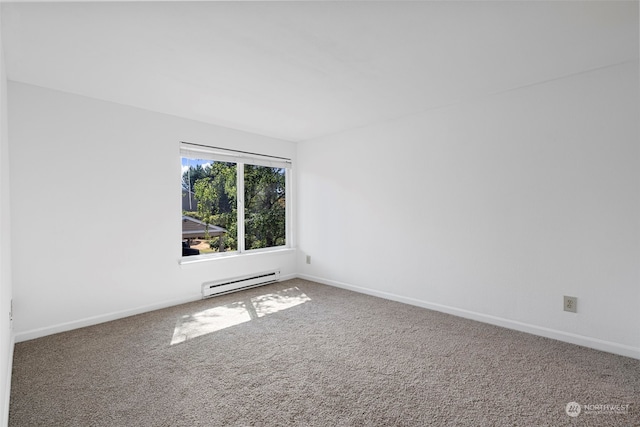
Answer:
244 165 286 250
181 158 237 255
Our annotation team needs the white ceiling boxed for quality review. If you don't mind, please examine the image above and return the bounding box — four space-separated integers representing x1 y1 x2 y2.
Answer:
1 1 638 142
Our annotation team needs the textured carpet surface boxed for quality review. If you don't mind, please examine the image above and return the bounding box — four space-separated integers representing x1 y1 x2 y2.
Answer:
9 279 640 426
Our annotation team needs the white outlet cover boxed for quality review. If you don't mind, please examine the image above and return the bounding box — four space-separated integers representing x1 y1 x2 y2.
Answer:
564 296 577 313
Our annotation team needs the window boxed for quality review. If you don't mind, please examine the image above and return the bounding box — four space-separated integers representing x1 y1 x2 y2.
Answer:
180 143 291 258
182 160 238 254
244 164 286 250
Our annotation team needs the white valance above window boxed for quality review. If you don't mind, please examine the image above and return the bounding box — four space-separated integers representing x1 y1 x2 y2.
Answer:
180 142 292 169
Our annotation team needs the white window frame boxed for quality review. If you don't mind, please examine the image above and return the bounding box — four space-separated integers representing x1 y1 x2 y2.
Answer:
179 142 292 263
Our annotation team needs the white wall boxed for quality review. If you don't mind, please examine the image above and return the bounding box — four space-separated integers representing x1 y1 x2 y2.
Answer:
8 82 296 340
297 61 640 359
0 9 14 424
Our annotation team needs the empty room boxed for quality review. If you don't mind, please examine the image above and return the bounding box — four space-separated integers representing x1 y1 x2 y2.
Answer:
0 1 639 425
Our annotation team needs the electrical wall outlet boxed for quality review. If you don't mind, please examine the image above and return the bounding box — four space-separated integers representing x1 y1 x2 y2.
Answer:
564 296 577 313
306 255 311 264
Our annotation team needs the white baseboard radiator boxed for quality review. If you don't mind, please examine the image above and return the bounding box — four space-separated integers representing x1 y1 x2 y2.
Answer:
202 270 281 298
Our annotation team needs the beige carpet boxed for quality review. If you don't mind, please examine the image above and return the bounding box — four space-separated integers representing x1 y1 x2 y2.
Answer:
9 279 640 426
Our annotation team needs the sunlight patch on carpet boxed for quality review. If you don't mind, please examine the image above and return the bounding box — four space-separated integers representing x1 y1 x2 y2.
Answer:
251 286 311 318
170 287 311 345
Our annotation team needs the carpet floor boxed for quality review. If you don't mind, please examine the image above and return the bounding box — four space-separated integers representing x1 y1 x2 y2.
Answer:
9 279 640 426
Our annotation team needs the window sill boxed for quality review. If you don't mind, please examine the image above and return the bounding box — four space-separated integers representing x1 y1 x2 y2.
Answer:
179 247 295 266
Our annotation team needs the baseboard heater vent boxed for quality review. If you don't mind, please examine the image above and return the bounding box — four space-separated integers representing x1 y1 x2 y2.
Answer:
202 270 280 298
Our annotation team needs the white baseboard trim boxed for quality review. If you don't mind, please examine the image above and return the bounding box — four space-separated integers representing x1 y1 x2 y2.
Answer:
2 333 14 427
297 273 640 361
279 273 297 282
14 294 202 343
14 275 298 343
